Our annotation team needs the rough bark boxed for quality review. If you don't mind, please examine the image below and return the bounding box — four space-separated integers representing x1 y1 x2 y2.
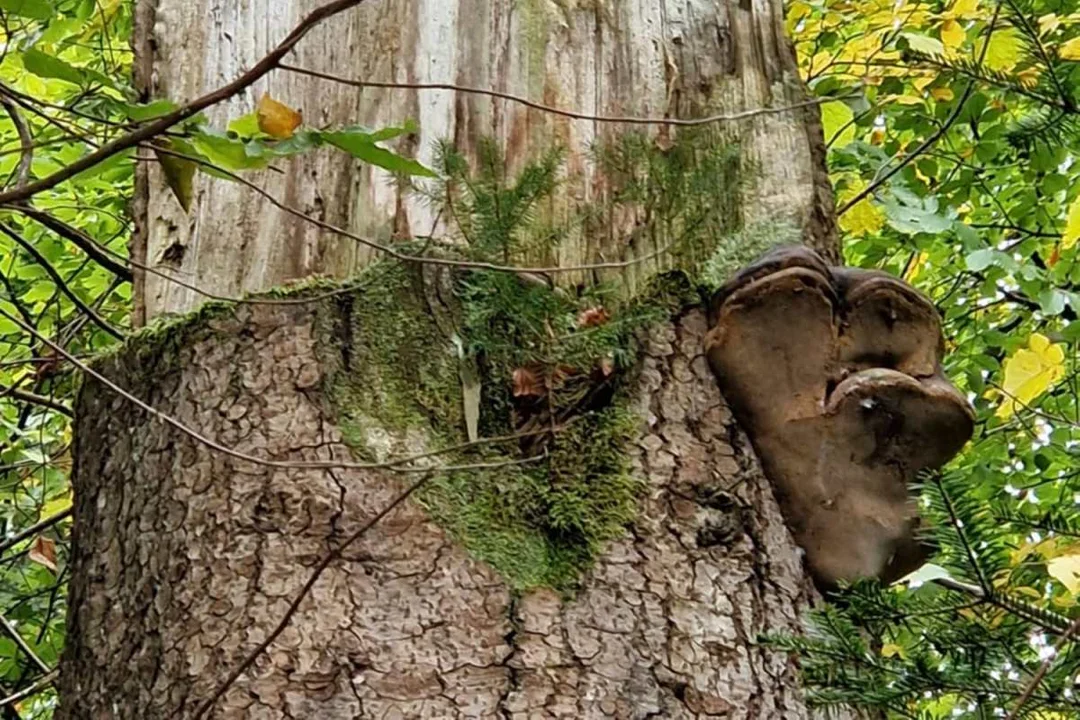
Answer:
136 0 837 320
59 297 851 719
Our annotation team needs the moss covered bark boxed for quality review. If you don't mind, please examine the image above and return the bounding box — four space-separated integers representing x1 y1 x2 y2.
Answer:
61 267 850 718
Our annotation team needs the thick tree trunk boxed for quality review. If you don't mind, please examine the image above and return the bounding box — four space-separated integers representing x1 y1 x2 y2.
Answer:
135 0 836 321
58 0 858 717
60 295 843 718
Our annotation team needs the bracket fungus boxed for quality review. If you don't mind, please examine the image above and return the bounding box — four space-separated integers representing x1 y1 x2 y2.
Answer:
705 246 974 588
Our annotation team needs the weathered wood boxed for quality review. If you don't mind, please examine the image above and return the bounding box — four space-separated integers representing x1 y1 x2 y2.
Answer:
137 0 836 320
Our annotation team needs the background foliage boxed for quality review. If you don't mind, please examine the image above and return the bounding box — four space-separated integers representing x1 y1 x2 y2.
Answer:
787 0 1080 717
0 0 1076 718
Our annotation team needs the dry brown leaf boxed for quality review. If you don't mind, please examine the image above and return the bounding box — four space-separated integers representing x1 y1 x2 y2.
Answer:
257 92 302 139
29 535 57 573
577 306 611 328
512 367 544 398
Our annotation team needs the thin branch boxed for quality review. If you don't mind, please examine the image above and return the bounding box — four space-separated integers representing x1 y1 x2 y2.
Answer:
1004 615 1080 720
0 614 49 675
0 303 572 474
0 670 56 708
14 206 133 282
0 509 72 557
187 453 539 718
282 63 857 127
0 96 31 189
0 385 72 417
0 0 371 206
0 222 124 341
141 145 674 277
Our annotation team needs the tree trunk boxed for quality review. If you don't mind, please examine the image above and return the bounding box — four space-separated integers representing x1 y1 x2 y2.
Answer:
59 0 857 718
134 0 836 322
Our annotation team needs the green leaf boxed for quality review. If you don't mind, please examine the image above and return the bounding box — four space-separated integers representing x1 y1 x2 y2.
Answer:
153 141 196 212
190 130 269 172
1039 289 1068 316
820 100 856 146
22 48 116 89
323 133 436 177
965 249 995 271
227 112 263 138
0 0 52 20
881 193 953 235
121 99 179 122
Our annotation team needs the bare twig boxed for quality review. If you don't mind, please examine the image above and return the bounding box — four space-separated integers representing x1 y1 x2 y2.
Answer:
0 96 32 188
0 222 125 340
141 145 674 277
187 453 540 718
0 508 72 557
282 63 856 127
0 0 371 206
14 206 133 282
0 669 57 708
0 303 570 474
0 385 72 417
1004 615 1080 720
0 613 49 675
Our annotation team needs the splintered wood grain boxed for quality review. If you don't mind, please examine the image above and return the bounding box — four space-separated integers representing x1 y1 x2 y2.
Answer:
137 0 836 320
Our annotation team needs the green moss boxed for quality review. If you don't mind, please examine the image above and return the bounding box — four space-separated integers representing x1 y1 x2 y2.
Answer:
315 262 463 458
417 396 642 592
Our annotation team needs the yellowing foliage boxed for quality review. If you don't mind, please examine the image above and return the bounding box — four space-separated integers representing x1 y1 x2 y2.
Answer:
838 182 886 236
978 27 1025 71
256 92 303 139
995 334 1067 418
1048 553 1080 594
1063 194 1080 249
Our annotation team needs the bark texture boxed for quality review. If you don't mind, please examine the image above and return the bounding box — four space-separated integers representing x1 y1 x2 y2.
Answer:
60 297 850 719
137 0 837 320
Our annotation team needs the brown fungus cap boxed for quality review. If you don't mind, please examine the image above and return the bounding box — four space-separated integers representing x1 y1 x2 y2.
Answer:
705 245 974 588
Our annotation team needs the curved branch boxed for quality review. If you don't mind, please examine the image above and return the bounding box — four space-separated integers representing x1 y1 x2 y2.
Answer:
14 206 132 282
0 222 124 341
0 96 31 188
0 0 370 206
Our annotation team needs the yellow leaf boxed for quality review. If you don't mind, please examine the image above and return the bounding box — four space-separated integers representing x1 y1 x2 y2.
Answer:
1039 13 1061 37
881 643 907 659
1061 36 1080 61
978 28 1024 71
838 181 886 236
931 86 955 101
1063 194 1080 249
913 75 935 92
951 0 979 18
891 94 926 105
941 19 965 49
996 333 1067 418
256 92 302 139
904 252 929 283
786 1 812 33
1017 67 1041 88
1048 554 1080 594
